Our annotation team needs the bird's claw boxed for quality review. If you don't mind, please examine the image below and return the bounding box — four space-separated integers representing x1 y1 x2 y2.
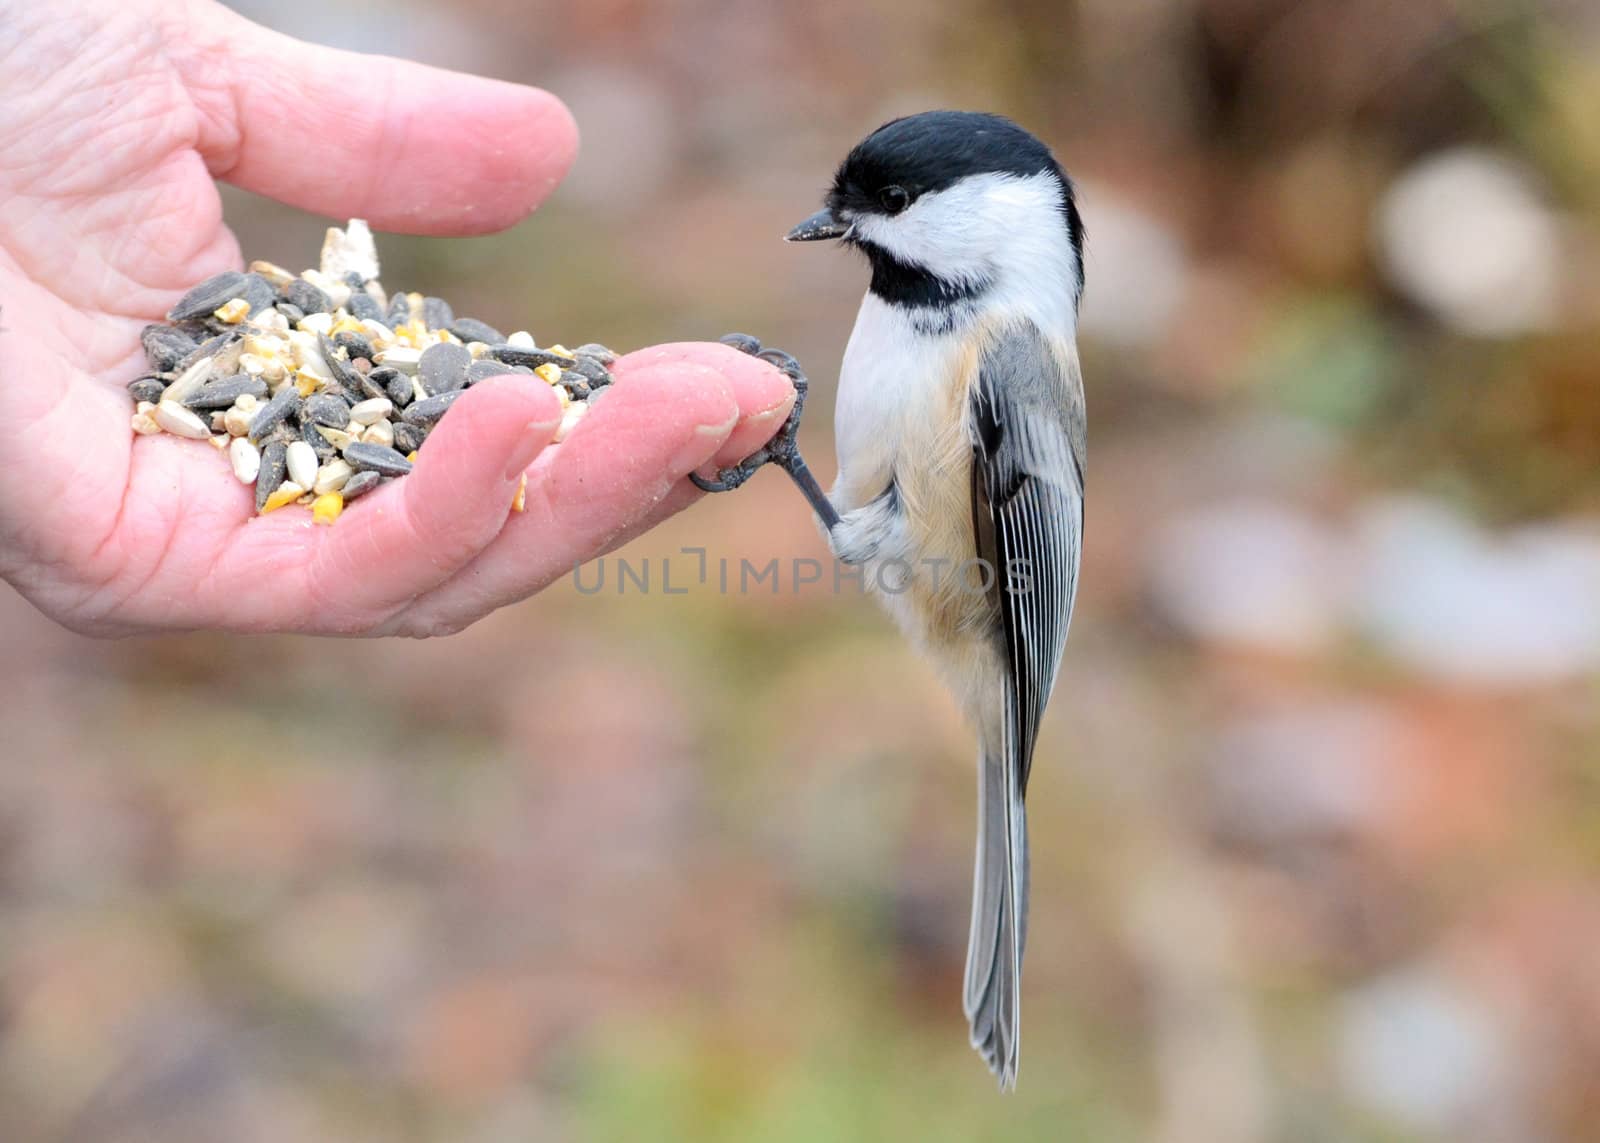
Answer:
691 334 810 493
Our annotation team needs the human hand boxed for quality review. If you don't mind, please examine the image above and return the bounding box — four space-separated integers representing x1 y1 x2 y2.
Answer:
0 0 794 637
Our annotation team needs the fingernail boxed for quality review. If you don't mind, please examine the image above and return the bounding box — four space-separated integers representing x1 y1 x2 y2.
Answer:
671 413 737 472
504 416 562 480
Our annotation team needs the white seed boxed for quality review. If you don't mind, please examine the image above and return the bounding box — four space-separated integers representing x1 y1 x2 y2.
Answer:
313 458 353 495
319 219 380 284
375 346 422 374
252 307 290 334
243 332 285 358
317 425 356 451
223 405 253 436
163 356 212 404
285 440 319 488
507 330 536 348
154 400 213 439
239 353 269 376
359 319 395 348
131 410 162 436
466 341 488 359
300 268 350 309
348 397 393 425
249 260 297 288
361 420 395 448
298 311 335 336
286 331 332 381
210 411 228 432
208 433 230 451
229 438 261 483
553 401 588 443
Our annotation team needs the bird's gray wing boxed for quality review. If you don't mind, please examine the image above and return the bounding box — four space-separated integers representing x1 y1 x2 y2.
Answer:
963 320 1085 1089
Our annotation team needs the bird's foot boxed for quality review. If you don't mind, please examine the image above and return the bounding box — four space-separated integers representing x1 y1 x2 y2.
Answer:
691 334 810 494
691 334 841 531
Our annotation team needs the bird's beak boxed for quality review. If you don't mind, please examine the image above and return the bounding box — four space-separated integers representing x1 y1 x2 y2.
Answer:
785 208 849 242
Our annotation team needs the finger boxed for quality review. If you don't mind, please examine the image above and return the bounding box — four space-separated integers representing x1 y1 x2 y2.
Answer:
378 344 794 635
211 375 562 632
184 9 579 235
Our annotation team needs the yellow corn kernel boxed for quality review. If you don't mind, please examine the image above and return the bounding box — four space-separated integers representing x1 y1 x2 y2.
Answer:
330 315 364 337
294 372 322 397
547 344 574 359
511 473 527 513
436 329 461 344
214 298 251 323
406 451 419 463
312 492 345 526
535 362 563 385
260 483 304 513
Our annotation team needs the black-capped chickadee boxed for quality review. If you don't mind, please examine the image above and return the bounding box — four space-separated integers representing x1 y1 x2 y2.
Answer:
696 110 1086 1089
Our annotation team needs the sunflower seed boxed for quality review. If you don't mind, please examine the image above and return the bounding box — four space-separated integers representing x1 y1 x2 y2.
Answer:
185 373 268 410
127 377 167 404
347 291 384 322
418 341 471 395
317 333 365 399
449 317 504 344
566 356 612 385
573 343 617 365
230 437 261 484
345 442 413 476
249 386 300 442
487 345 574 370
304 392 351 429
281 277 332 315
340 470 382 501
276 302 306 325
393 421 425 454
421 296 454 330
557 371 592 400
163 355 215 405
255 441 288 510
466 359 517 384
332 331 376 362
385 370 413 407
303 418 337 462
400 390 463 427
167 270 249 321
240 273 278 315
385 292 411 328
141 325 198 372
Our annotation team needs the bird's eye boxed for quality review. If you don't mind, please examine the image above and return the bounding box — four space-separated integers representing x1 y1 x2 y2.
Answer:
879 185 911 215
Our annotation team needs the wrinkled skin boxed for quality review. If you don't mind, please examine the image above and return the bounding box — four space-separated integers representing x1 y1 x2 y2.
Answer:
0 0 793 636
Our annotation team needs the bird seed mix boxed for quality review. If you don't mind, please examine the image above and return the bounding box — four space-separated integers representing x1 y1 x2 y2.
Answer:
129 220 615 524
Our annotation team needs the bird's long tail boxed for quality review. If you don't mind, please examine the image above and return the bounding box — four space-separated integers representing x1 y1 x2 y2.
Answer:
963 719 1028 1090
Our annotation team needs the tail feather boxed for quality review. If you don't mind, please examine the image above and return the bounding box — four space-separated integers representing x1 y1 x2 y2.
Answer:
963 732 1029 1090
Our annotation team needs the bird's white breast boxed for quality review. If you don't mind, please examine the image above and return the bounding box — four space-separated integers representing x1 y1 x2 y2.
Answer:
832 293 968 512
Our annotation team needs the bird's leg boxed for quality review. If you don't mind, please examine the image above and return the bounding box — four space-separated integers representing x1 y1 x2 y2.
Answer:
691 334 842 532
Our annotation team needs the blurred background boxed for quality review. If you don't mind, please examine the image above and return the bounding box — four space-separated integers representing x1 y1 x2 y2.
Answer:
4 0 1600 1138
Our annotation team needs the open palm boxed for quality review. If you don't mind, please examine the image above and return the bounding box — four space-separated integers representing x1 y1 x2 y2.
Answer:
0 0 793 636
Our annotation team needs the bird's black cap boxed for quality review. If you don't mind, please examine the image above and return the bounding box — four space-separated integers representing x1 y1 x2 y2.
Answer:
827 111 1082 252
